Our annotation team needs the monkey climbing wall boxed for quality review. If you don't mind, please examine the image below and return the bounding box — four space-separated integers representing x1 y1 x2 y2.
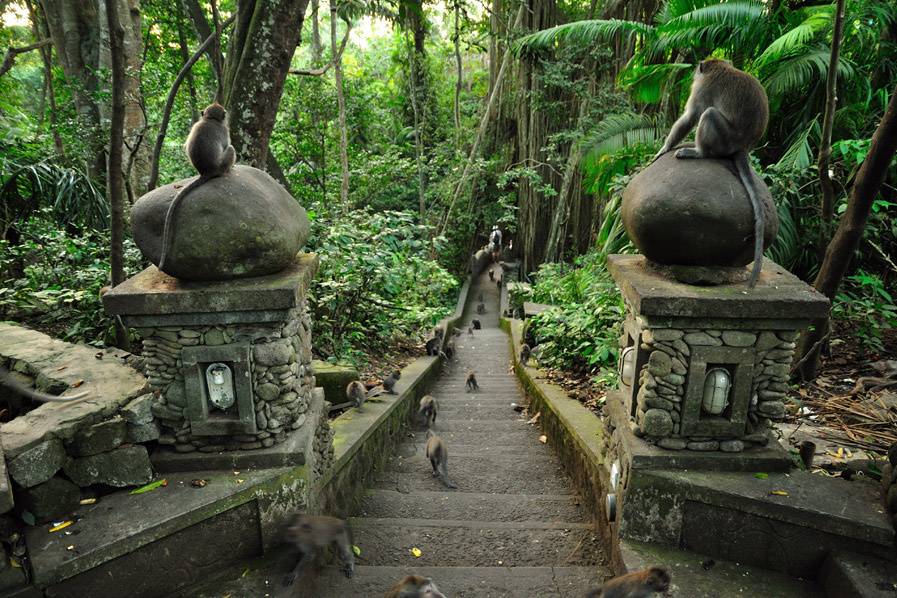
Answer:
314 267 610 595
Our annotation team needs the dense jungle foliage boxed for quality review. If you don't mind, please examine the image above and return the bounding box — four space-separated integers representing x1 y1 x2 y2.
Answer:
0 0 894 381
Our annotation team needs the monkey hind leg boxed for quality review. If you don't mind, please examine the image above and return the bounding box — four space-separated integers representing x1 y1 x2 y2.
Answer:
676 107 737 160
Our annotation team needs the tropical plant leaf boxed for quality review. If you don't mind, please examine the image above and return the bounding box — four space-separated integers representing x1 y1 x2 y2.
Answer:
775 119 818 170
763 46 855 97
756 7 833 66
514 19 654 55
580 113 666 159
659 1 764 29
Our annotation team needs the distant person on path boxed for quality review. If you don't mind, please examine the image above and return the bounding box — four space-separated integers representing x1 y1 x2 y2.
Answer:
490 225 502 261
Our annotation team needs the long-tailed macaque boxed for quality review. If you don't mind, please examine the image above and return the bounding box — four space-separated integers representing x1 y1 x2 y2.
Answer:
0 366 87 403
159 103 236 271
418 395 437 428
585 566 671 597
654 59 769 287
383 370 401 394
385 575 447 597
425 430 458 489
282 514 355 586
465 371 478 392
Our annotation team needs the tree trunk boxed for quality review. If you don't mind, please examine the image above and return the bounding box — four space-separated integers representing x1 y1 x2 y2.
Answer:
176 1 201 122
544 98 589 262
311 0 323 64
453 0 462 147
440 3 525 236
331 2 350 210
39 0 106 181
407 34 427 221
818 0 845 225
795 83 897 380
222 0 310 168
26 0 65 157
184 0 223 79
106 0 129 349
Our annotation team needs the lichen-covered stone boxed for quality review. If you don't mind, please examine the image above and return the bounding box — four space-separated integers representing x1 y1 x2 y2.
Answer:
646 350 671 375
687 440 720 451
683 332 721 346
253 340 292 367
128 421 161 443
8 439 67 488
131 165 310 281
721 331 757 347
720 439 745 452
758 400 785 419
66 417 127 457
657 438 687 450
63 445 153 487
17 476 80 523
641 409 673 437
121 393 155 425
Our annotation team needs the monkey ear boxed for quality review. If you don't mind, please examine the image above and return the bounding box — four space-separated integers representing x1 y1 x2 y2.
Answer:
698 61 705 73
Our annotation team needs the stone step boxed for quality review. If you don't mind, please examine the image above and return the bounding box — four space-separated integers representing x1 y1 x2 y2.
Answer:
348 517 602 567
372 466 574 495
820 551 897 597
189 563 606 597
406 424 543 445
382 448 564 476
404 418 535 434
621 539 822 597
627 469 896 578
357 490 584 522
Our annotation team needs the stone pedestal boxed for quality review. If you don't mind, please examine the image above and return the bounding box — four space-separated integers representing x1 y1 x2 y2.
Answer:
607 255 829 453
103 254 333 471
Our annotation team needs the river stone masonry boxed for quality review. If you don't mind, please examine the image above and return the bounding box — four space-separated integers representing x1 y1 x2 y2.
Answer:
608 255 830 453
104 255 330 466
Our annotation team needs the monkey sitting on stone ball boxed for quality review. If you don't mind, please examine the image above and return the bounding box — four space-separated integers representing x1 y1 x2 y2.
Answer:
159 102 236 271
653 58 769 288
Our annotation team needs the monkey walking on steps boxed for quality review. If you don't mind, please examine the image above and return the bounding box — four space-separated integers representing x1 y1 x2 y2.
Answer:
476 303 486 314
465 371 479 393
282 514 355 586
471 319 482 330
0 366 88 403
425 430 458 489
159 103 237 272
418 395 438 428
385 575 447 597
653 59 769 288
584 566 670 597
489 269 495 281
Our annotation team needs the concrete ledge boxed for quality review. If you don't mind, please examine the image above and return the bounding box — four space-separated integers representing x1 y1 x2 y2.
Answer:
502 317 622 572
314 271 473 516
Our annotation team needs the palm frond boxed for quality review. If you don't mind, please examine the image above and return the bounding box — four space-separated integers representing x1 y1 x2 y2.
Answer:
580 113 665 158
513 19 654 55
659 1 765 30
762 46 855 97
775 119 818 170
756 7 833 66
618 62 692 103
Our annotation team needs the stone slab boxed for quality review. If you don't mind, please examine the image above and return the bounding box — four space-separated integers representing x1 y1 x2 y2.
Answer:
151 390 323 473
607 254 830 320
820 551 897 597
102 252 319 317
43 501 261 598
25 466 291 587
607 391 791 472
0 324 148 457
312 360 359 407
620 539 822 597
0 439 12 515
522 301 555 318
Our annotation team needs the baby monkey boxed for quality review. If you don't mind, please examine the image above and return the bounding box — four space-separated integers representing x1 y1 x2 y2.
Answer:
385 575 446 598
282 514 355 586
382 370 401 394
159 102 236 271
585 566 670 597
465 371 479 393
425 430 458 489
0 366 88 403
654 59 769 288
418 394 438 428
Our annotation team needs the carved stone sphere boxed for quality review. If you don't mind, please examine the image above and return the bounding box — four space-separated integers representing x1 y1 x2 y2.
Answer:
132 165 310 281
621 150 778 268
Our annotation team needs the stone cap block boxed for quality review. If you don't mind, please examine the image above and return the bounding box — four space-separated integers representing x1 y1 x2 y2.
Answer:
607 255 830 321
102 253 319 317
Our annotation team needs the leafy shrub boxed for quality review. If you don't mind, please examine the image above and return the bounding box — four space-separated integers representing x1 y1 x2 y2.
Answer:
832 270 897 355
307 207 458 363
526 250 624 382
0 213 143 345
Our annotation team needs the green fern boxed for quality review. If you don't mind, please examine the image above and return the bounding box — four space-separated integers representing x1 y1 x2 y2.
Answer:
775 119 818 170
659 1 764 29
762 46 855 97
579 113 665 159
513 19 654 55
755 7 833 66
